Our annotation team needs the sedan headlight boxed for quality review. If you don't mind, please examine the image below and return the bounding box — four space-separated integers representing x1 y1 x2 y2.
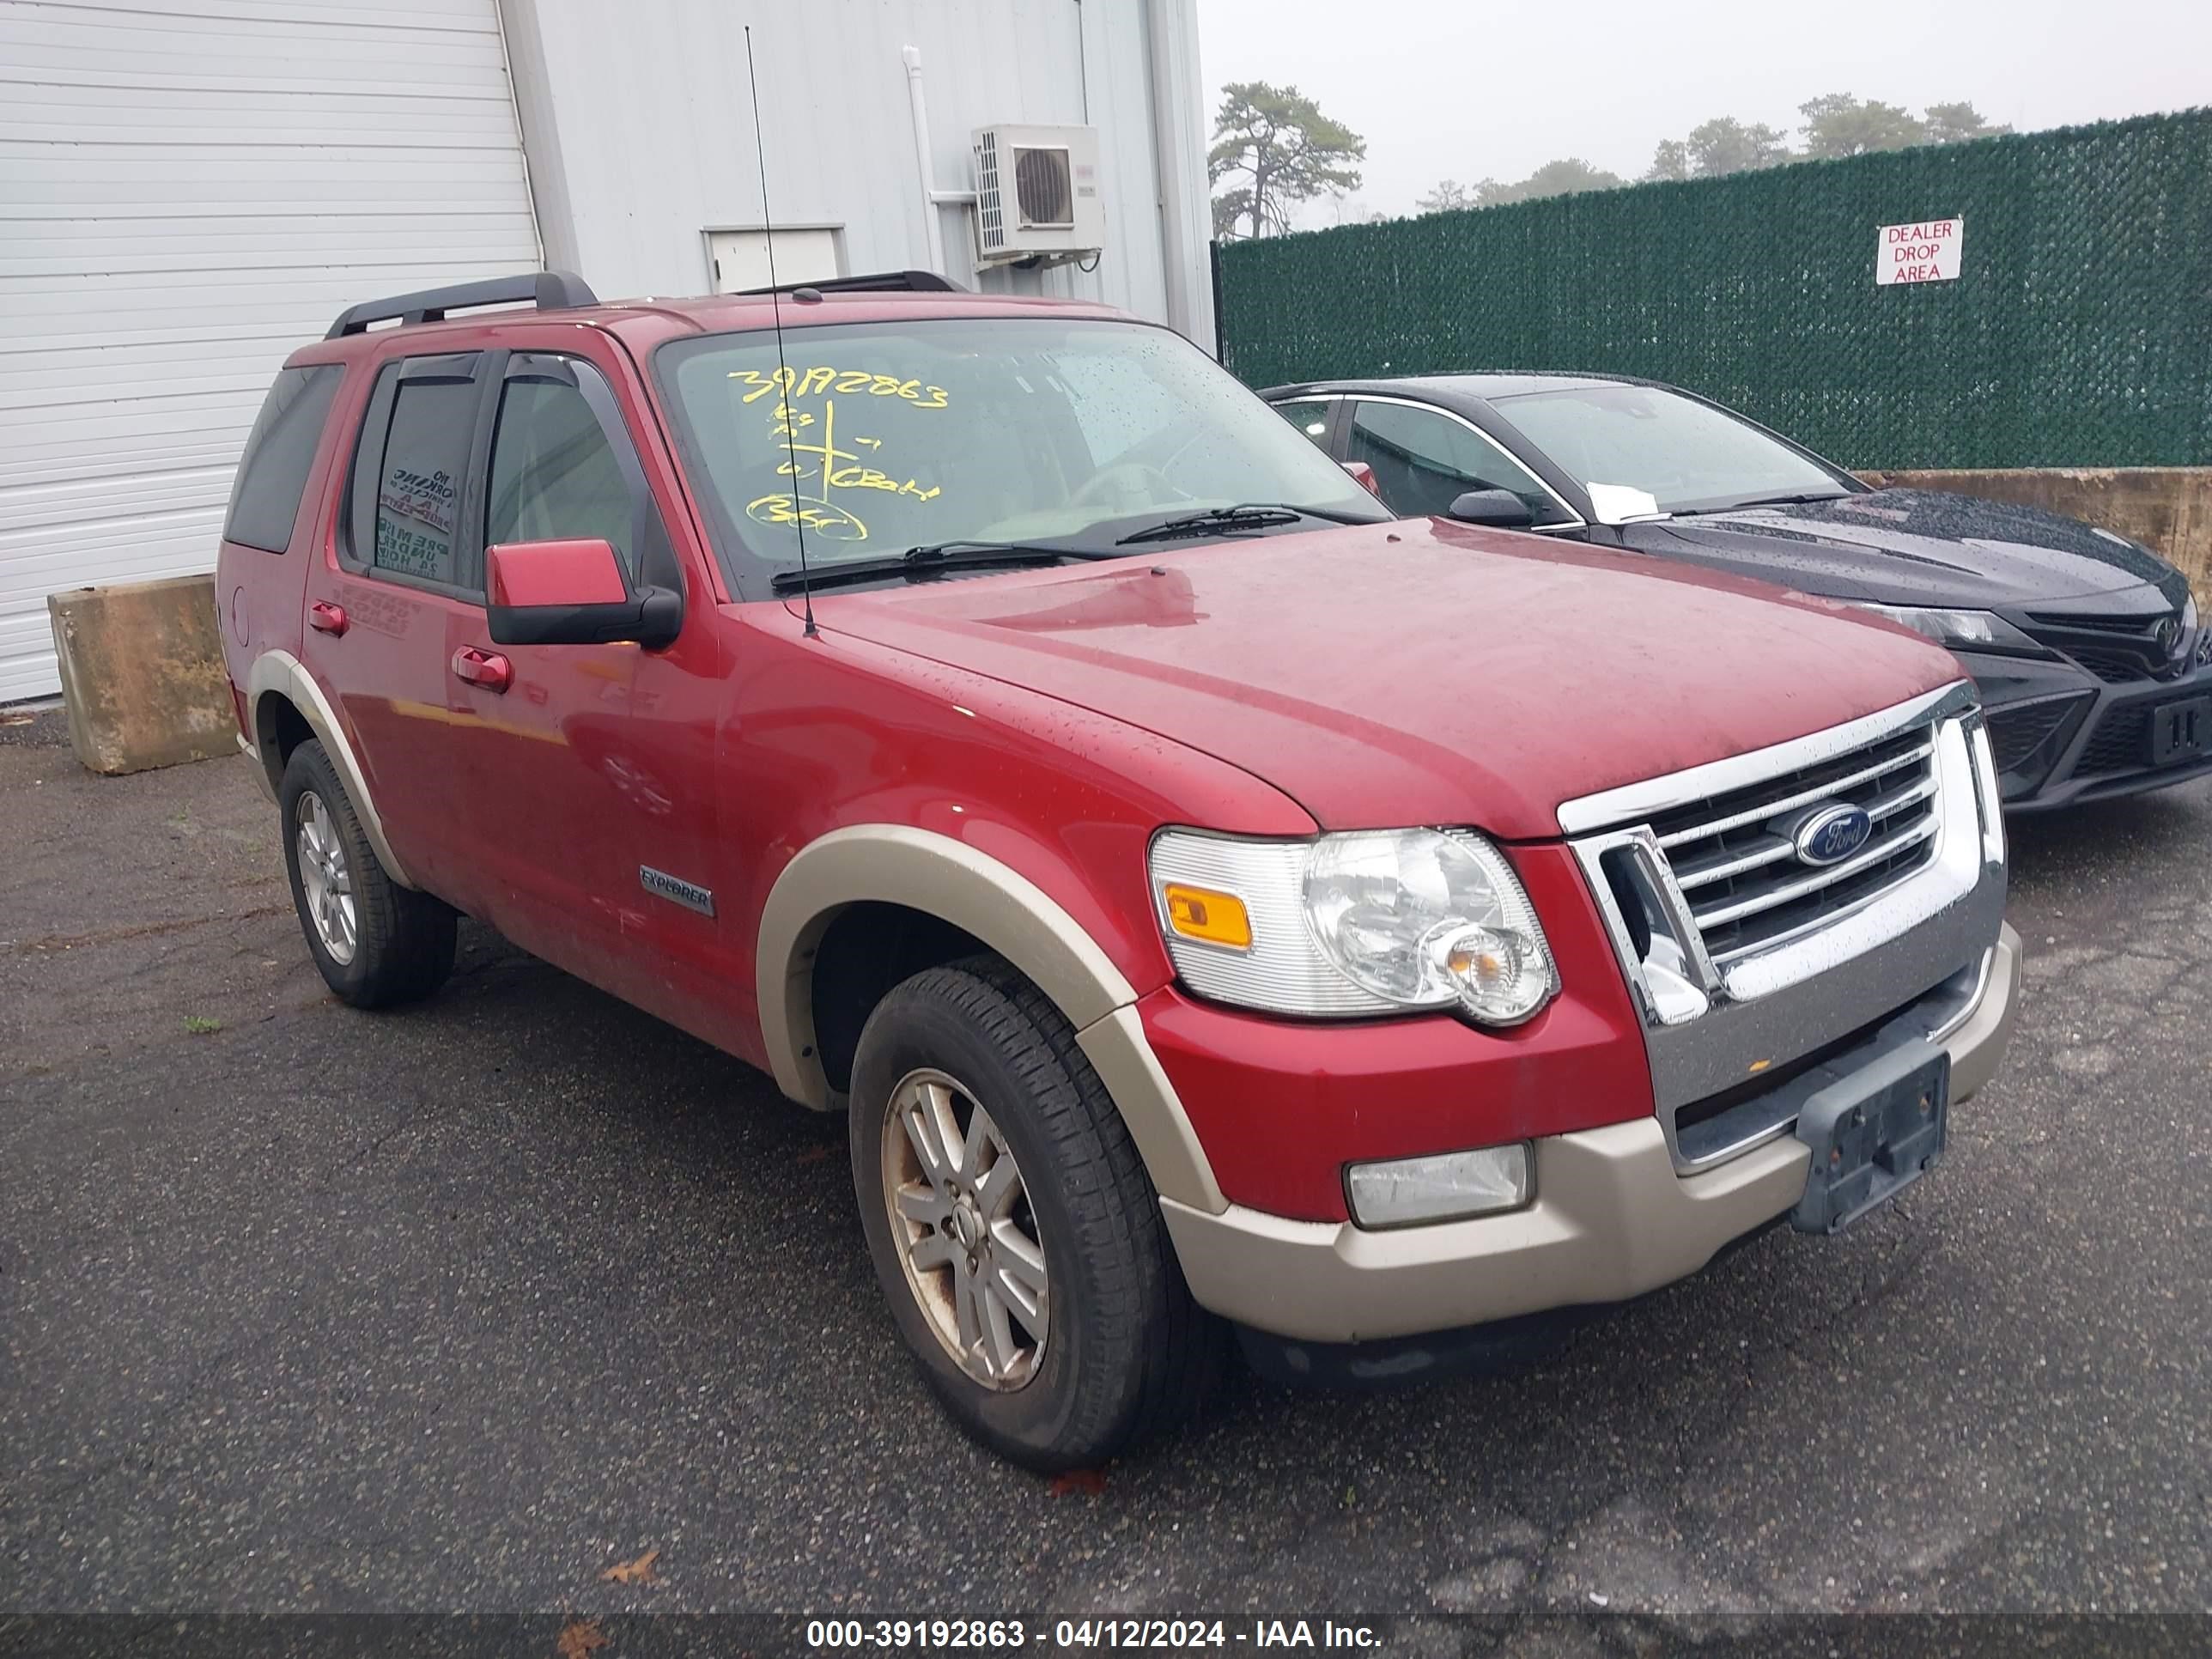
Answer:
1149 828 1557 1025
1853 604 2044 656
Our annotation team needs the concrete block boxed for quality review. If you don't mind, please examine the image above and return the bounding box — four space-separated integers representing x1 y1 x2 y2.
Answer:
46 574 236 775
1855 467 2212 595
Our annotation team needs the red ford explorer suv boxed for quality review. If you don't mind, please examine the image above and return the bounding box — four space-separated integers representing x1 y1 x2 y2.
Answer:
217 270 2020 1469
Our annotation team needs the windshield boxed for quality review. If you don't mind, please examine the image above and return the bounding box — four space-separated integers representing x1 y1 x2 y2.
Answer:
1491 384 1850 515
655 316 1389 592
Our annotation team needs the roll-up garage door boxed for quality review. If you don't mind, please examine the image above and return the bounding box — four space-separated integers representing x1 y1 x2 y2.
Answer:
0 0 542 701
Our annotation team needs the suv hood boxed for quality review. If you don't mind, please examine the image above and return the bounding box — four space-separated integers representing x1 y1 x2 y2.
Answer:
1644 487 2189 611
808 520 1959 839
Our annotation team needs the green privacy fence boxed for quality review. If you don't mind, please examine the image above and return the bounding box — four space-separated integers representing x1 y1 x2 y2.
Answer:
1213 110 2212 470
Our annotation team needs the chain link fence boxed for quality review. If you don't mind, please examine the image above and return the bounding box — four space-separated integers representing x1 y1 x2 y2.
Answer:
1214 111 2212 470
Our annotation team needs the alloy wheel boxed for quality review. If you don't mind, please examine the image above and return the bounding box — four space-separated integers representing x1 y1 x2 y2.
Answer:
880 1066 1050 1389
295 789 357 965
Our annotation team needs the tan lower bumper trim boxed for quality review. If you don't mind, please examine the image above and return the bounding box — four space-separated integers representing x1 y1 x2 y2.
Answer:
237 732 276 804
1944 923 2021 1103
1160 923 2022 1347
1160 1118 1808 1345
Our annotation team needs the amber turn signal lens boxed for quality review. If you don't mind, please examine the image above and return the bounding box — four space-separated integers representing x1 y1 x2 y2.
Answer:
1161 883 1253 950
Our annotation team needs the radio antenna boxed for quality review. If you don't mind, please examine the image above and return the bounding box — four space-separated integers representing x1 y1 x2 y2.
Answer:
744 24 816 637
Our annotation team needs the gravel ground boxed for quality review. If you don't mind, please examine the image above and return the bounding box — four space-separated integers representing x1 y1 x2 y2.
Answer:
3 704 2209 1633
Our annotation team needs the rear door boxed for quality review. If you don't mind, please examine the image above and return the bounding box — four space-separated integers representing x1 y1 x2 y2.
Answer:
309 348 493 898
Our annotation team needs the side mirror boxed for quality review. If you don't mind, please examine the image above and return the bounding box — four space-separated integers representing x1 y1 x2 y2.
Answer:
1445 489 1535 530
486 539 682 649
1340 459 1384 499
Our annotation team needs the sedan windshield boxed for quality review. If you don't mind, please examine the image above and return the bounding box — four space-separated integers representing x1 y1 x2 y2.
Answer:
1492 384 1850 515
656 317 1389 592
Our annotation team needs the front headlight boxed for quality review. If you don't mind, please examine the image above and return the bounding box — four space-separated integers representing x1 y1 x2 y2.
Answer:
1854 604 2045 657
1149 828 1557 1025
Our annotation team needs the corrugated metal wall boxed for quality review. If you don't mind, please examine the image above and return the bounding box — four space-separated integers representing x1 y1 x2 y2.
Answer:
501 0 1207 337
0 0 540 702
0 0 1210 703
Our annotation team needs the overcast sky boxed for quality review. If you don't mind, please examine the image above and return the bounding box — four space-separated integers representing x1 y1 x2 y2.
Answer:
1196 0 2212 225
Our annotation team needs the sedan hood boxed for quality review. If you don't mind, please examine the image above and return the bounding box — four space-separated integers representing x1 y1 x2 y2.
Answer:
1646 488 2189 611
809 519 1960 839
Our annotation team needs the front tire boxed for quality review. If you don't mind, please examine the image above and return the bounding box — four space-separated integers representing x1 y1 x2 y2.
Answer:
849 957 1220 1470
279 739 455 1008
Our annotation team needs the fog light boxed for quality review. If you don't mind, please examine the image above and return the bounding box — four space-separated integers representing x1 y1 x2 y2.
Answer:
1344 1143 1532 1228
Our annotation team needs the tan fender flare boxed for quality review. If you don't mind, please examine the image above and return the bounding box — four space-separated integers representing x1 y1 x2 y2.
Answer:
756 825 1225 1212
245 650 417 889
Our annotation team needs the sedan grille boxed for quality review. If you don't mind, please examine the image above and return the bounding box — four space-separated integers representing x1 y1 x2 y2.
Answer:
1985 695 2090 775
1643 723 1941 966
2024 609 2188 684
2080 704 2152 775
2067 646 2153 685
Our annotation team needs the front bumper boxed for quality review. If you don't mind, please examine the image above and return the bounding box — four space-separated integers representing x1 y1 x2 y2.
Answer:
1160 923 2019 1346
1968 648 2212 811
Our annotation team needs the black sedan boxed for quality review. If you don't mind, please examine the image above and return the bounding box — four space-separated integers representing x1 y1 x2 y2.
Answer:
1261 373 2211 811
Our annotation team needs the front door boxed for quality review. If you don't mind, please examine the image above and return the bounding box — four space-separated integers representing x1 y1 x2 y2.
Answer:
1342 398 1577 530
440 337 731 1039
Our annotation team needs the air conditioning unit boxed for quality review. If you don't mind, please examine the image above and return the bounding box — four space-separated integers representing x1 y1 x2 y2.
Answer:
971 124 1105 268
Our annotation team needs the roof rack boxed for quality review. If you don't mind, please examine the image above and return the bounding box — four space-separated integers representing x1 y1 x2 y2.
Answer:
736 270 966 298
324 270 599 339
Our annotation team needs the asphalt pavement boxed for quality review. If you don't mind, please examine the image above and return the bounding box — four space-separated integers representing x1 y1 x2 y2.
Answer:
4 705 2209 1631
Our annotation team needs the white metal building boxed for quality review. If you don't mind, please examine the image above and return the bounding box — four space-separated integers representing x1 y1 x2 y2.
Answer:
0 0 1211 702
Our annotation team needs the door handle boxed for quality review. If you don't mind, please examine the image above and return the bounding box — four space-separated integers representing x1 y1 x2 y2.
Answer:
308 601 349 635
452 646 514 693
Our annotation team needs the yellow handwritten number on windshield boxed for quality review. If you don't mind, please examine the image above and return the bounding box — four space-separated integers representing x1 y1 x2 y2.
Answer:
729 367 949 410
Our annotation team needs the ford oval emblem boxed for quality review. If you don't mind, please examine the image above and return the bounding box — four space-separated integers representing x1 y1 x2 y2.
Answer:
1795 804 1874 866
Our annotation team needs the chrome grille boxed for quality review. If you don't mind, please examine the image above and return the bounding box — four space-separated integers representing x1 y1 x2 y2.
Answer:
1562 684 1999 1175
1642 722 1942 966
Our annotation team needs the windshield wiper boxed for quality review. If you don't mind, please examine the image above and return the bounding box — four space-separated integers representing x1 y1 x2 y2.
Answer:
1677 490 1852 516
1115 502 1369 545
768 540 1109 595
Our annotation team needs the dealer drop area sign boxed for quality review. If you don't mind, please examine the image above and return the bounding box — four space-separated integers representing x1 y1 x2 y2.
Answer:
1877 218 1963 284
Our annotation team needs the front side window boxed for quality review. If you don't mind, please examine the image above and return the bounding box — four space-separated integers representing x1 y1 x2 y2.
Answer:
486 362 640 580
654 317 1389 592
225 365 343 552
1490 384 1849 515
359 360 483 588
1346 400 1571 525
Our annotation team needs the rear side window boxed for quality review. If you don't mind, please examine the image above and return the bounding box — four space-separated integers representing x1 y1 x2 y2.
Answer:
347 355 485 591
224 365 343 552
